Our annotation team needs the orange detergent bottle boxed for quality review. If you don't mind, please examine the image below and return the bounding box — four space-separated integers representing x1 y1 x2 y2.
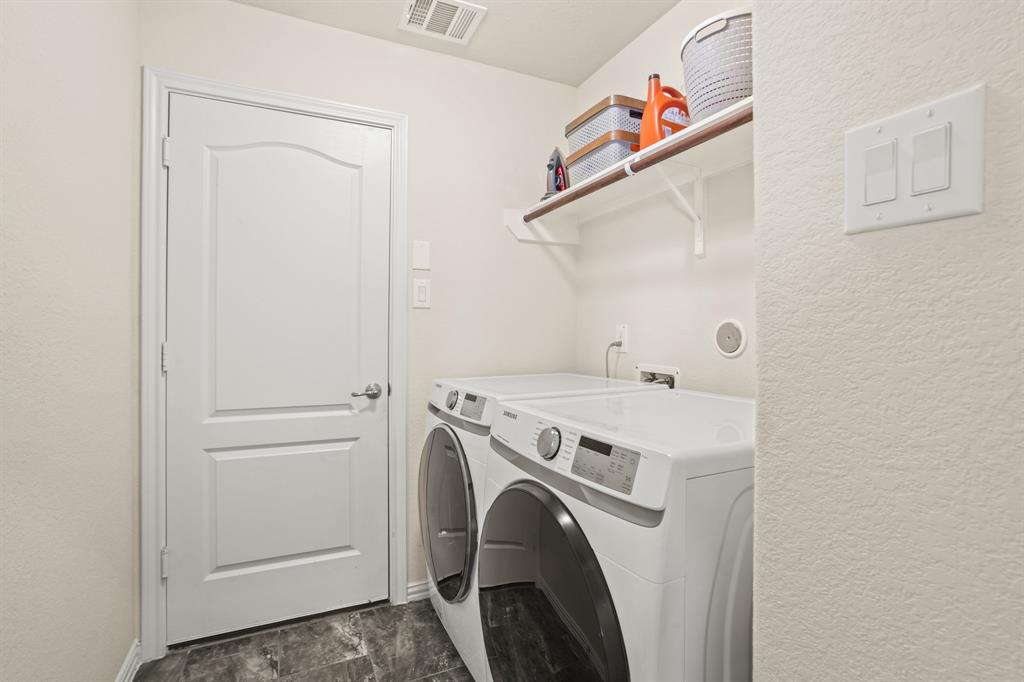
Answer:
639 73 689 149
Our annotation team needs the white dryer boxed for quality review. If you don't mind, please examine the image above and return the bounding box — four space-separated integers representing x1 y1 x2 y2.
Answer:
418 374 666 681
479 389 754 682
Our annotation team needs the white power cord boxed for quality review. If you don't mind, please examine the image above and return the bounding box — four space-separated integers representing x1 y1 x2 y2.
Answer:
605 340 623 378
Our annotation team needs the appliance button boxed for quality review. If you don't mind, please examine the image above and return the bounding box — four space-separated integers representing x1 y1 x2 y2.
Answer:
445 390 459 410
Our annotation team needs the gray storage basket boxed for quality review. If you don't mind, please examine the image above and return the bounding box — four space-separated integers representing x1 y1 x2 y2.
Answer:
680 8 753 123
566 134 638 185
565 96 645 155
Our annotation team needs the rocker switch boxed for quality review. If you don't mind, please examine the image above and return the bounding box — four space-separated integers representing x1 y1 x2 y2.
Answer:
863 139 897 205
911 123 951 195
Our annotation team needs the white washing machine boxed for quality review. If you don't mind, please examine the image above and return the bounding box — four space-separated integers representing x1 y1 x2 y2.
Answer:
479 389 754 682
418 374 667 681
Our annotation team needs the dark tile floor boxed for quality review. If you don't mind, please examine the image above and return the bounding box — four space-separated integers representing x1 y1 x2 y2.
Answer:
480 585 600 682
135 600 471 682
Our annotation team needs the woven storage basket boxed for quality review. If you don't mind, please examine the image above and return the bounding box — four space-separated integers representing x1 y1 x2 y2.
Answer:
680 8 752 123
566 131 639 186
565 96 645 155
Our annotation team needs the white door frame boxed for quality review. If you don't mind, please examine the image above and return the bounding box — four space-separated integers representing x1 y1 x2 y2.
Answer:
140 67 408 661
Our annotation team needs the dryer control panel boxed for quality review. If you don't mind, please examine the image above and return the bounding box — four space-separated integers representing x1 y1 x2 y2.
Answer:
492 406 672 511
429 382 493 427
459 392 486 421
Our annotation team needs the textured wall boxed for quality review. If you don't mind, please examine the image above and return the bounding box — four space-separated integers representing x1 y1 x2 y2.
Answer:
753 1 1023 679
0 1 140 679
138 0 578 587
572 0 756 396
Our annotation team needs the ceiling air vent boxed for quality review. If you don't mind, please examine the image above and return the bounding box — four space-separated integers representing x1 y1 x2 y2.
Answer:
399 0 487 45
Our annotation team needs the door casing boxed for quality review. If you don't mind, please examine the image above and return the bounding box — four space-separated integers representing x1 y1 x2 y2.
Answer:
140 67 408 661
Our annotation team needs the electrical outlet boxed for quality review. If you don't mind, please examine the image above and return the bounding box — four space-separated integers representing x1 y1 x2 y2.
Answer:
615 324 629 353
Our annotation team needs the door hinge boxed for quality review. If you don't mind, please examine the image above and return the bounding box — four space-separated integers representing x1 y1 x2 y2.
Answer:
161 137 171 168
161 341 169 374
160 547 169 579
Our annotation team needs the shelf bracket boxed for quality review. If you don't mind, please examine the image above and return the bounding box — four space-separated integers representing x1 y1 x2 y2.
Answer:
503 208 580 246
656 166 705 257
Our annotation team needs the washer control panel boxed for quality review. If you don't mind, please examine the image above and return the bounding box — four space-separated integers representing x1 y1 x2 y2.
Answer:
570 435 640 495
492 405 672 511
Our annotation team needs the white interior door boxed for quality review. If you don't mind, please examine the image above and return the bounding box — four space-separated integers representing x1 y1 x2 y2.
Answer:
165 93 392 643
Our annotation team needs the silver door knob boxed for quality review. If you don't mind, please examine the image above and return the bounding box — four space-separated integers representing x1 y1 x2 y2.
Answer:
351 383 383 400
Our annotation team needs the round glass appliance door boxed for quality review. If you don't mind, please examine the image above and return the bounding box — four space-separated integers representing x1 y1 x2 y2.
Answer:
477 481 629 681
418 424 477 603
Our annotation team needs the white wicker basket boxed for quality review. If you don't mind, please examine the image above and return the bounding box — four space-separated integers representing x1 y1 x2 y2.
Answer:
680 8 752 123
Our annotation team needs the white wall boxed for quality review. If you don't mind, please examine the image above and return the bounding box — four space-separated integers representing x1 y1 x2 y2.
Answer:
753 1 1023 680
0 1 140 680
572 1 755 396
137 0 578 586
22 3 1020 679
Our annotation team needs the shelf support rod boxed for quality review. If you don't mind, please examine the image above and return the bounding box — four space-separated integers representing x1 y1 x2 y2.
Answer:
656 165 705 257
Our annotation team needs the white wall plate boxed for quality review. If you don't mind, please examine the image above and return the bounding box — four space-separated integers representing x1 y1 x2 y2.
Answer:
845 83 984 234
412 240 430 270
413 278 431 308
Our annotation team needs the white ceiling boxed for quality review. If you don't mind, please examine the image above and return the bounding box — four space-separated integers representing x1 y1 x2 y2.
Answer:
232 0 678 86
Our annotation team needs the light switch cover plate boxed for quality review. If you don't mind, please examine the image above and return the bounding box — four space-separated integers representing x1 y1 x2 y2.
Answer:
412 240 430 270
845 83 984 234
412 278 431 308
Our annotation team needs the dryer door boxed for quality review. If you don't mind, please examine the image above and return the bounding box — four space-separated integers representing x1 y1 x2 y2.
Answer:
477 481 629 682
419 424 477 603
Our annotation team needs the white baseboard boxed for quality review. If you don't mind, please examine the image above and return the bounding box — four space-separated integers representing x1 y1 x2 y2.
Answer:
115 639 142 682
406 579 430 602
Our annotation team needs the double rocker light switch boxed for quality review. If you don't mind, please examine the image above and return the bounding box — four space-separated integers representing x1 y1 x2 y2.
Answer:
845 83 984 234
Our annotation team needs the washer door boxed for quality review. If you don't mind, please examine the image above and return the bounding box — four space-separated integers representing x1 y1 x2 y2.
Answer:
418 424 477 603
477 481 629 682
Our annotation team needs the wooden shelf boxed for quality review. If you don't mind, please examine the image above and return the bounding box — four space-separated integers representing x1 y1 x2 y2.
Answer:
504 97 753 249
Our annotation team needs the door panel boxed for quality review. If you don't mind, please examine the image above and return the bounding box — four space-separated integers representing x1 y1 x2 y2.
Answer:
209 441 355 568
166 93 392 642
210 144 360 412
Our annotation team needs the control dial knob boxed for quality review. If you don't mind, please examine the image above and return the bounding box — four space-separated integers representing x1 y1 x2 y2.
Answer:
537 427 562 461
445 390 459 410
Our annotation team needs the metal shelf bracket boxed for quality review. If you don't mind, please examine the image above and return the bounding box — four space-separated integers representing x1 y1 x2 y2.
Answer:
503 208 580 246
656 165 705 257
